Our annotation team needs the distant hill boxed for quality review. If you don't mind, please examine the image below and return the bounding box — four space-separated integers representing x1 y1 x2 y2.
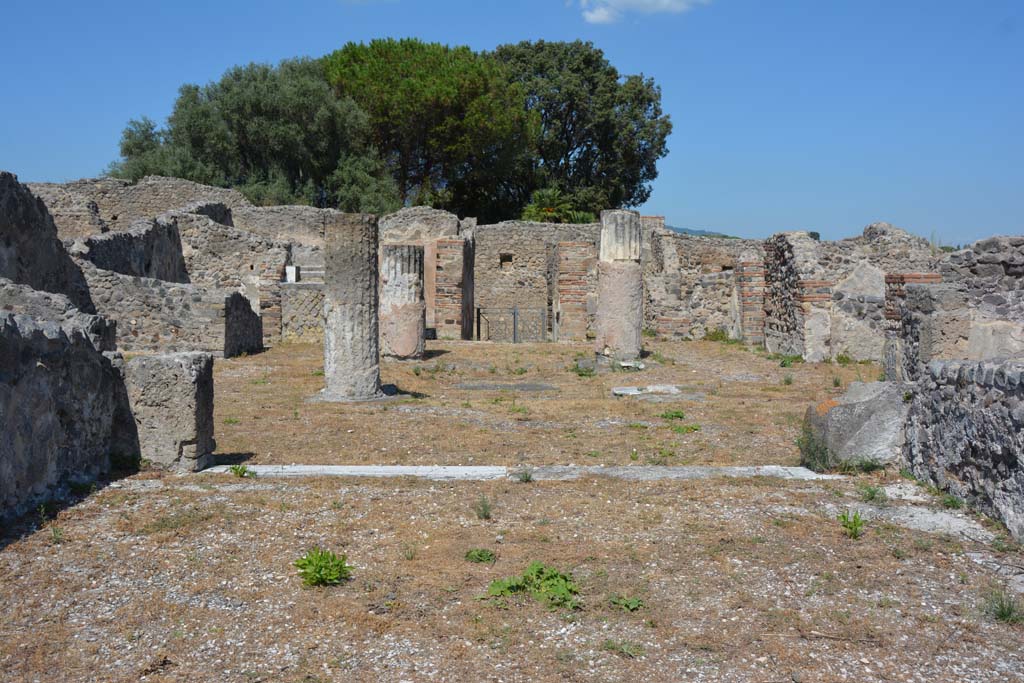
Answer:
666 224 738 239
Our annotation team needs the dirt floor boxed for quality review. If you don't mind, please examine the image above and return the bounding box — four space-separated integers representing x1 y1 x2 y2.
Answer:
212 338 873 467
1 339 1022 682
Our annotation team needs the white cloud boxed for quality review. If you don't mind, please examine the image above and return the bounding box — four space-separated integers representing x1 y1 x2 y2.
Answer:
579 0 711 24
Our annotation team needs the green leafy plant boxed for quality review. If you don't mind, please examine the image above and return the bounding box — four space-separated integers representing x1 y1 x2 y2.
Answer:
858 484 888 504
832 375 842 388
984 587 1024 624
782 374 794 386
609 594 646 612
703 328 731 343
660 409 686 421
516 468 534 483
229 464 256 478
465 548 497 564
641 328 658 339
838 509 866 540
942 494 964 510
473 495 493 520
294 548 353 587
671 424 700 435
487 561 580 610
835 353 854 366
601 639 644 658
571 364 596 378
223 417 240 425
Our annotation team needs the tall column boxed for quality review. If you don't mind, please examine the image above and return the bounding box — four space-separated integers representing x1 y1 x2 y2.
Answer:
320 213 383 401
595 209 643 360
379 244 426 359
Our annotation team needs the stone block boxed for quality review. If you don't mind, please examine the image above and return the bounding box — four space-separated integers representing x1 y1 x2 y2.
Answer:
804 381 909 467
121 353 215 471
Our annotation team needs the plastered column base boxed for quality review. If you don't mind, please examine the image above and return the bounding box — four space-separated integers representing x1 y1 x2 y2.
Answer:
594 261 643 361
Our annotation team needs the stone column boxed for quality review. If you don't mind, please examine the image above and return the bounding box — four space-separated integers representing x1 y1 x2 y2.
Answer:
595 210 643 360
320 213 384 401
379 244 426 359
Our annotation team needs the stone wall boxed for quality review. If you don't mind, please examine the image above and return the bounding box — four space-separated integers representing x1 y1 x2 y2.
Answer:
78 260 260 357
473 221 599 341
380 206 462 243
71 215 188 283
0 312 130 517
763 232 833 360
0 278 116 352
555 242 598 341
171 204 291 294
643 227 762 340
280 283 325 343
28 175 250 236
905 359 1024 540
763 224 937 361
1 172 95 313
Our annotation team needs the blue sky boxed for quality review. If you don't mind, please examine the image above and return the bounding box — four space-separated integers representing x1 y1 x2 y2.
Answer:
1 0 1020 243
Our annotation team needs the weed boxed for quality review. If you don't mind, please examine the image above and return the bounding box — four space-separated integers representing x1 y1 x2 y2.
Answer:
516 468 534 484
311 368 324 377
891 547 909 560
609 595 646 612
473 495 493 520
487 562 580 610
49 526 66 544
586 450 601 458
797 424 830 472
512 367 528 376
642 328 658 338
413 366 422 376
782 374 794 386
294 548 353 587
465 548 497 564
660 409 686 421
858 484 888 504
832 375 842 388
401 543 417 561
984 587 1024 624
835 353 854 366
630 449 639 461
571 365 596 378
838 509 866 539
601 639 644 658
509 404 529 415
835 458 884 474
942 494 964 509
903 391 913 403
774 354 803 367
649 351 674 365
703 328 731 343
229 464 256 478
627 423 649 430
671 424 701 434
223 417 240 425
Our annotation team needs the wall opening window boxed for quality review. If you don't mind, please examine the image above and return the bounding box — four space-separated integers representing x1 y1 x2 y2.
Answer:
500 253 514 270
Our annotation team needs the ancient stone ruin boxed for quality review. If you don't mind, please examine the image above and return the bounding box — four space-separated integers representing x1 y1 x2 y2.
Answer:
2 169 1022 547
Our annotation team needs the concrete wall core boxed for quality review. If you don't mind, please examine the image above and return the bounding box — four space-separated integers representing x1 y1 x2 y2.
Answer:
595 210 643 360
380 244 426 360
319 213 384 401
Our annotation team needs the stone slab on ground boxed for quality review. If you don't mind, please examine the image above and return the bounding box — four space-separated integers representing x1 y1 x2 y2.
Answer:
455 382 558 392
204 464 840 482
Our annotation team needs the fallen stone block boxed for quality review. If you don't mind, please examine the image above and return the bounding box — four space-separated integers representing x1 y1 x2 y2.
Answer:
121 352 216 471
803 381 909 469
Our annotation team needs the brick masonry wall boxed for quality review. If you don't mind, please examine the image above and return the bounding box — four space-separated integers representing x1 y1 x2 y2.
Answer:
736 255 766 344
555 241 598 341
435 238 473 340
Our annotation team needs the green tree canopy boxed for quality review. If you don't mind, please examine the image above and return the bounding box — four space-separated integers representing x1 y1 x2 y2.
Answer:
322 38 535 222
492 40 672 214
109 59 399 213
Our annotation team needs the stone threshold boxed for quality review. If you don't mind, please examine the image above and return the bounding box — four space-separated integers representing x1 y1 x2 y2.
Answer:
203 464 840 482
